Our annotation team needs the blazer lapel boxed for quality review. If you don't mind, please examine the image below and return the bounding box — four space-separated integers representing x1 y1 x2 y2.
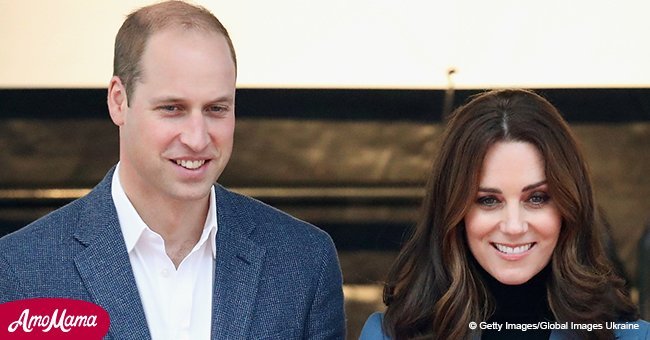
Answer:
72 169 151 340
211 186 266 339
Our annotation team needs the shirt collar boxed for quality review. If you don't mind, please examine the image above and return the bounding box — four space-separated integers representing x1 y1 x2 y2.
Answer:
205 184 218 259
111 163 218 259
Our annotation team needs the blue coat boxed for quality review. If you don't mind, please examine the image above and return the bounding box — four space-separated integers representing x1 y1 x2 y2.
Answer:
360 312 650 340
0 168 346 339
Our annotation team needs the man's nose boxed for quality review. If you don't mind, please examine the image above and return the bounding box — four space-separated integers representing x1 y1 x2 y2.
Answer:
180 113 210 151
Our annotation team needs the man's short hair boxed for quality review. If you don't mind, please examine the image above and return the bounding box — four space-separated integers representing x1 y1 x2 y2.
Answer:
113 0 237 104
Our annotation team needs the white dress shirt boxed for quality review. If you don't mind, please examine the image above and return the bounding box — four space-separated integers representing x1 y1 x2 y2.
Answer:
111 164 217 340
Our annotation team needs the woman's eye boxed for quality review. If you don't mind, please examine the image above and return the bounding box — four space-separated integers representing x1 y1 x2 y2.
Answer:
477 196 500 207
527 192 550 206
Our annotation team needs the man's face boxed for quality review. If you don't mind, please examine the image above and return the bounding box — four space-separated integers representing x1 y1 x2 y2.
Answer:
112 28 236 204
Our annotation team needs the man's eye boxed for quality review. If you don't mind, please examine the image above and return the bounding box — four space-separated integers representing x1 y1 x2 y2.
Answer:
477 196 500 207
160 105 178 111
207 105 228 114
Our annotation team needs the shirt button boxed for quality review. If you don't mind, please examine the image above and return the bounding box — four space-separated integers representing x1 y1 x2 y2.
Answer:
161 269 170 278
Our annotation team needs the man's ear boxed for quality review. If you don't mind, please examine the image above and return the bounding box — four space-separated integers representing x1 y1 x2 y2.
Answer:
107 76 128 126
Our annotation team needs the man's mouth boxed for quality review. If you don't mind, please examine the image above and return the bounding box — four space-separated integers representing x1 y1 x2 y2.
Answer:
491 242 535 255
175 159 207 170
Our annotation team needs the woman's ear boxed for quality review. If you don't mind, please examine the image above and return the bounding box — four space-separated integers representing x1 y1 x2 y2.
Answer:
107 76 128 126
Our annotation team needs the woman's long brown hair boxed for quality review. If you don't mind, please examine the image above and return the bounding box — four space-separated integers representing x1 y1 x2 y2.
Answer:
382 89 638 339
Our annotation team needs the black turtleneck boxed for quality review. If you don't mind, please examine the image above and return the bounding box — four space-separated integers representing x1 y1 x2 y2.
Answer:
480 264 554 340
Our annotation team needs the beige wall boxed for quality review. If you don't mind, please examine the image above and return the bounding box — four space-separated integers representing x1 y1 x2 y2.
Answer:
1 0 650 89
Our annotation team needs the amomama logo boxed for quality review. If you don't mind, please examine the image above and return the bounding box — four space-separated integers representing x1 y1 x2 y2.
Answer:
0 298 110 339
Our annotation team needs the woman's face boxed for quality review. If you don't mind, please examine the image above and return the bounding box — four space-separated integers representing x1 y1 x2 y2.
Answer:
464 141 561 285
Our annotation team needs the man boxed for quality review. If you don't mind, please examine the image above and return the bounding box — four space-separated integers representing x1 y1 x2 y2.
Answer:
0 1 345 339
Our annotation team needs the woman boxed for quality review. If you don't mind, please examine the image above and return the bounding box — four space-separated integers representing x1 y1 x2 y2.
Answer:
360 89 648 339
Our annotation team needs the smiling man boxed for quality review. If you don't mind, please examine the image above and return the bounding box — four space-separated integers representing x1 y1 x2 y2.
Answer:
0 2 345 339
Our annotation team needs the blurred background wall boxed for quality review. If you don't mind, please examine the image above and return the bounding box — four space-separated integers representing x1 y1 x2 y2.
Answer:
2 0 650 89
1 1 649 338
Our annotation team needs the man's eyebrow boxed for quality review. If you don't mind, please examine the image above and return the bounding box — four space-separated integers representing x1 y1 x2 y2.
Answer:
477 180 548 194
207 96 235 104
150 96 184 104
149 95 235 104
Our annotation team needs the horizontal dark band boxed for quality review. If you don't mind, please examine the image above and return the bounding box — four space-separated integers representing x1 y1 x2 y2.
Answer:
1 88 649 122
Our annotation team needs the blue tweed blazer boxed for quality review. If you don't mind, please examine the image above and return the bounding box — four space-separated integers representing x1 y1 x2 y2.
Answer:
0 168 346 339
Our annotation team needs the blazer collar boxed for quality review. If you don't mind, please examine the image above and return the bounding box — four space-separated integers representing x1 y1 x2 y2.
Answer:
71 168 267 339
72 167 151 340
210 185 266 339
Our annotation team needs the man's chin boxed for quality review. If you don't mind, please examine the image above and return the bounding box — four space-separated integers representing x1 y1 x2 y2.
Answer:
166 183 214 202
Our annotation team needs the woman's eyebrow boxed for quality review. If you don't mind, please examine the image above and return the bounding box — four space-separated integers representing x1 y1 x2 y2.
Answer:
522 180 547 192
477 187 501 194
477 180 547 194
